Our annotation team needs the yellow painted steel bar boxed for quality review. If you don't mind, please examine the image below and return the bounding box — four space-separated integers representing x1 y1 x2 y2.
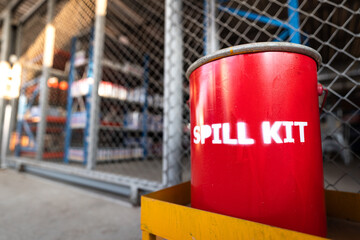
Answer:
325 190 360 222
144 181 190 204
141 182 328 240
142 231 156 240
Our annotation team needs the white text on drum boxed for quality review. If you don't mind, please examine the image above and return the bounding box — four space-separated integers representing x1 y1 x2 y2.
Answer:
193 121 308 145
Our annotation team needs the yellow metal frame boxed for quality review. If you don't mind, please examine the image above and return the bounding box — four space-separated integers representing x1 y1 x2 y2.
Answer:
325 190 360 222
141 182 360 240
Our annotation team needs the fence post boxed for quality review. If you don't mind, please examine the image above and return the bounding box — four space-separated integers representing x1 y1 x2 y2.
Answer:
87 0 107 170
162 0 184 187
3 23 23 168
36 0 55 160
204 0 219 55
1 10 11 61
0 10 12 168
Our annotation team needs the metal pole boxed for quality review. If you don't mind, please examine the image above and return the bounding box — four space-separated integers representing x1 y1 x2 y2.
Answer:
162 0 184 187
204 0 219 55
288 0 301 44
4 24 24 164
0 10 12 168
3 98 17 166
142 54 149 160
1 10 11 61
36 0 55 160
63 37 77 164
87 0 107 170
3 24 23 166
1 105 11 167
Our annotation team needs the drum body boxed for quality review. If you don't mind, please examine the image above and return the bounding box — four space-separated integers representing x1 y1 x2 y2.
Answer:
187 43 326 237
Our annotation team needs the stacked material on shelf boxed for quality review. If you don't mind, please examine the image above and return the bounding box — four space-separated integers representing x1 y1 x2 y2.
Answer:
70 111 87 128
124 111 163 132
98 81 127 100
70 78 92 97
68 147 144 162
70 79 163 108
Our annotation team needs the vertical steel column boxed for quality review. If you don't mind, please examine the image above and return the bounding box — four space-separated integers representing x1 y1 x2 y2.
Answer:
204 0 219 55
4 97 17 163
142 54 149 159
1 10 11 61
87 0 107 170
36 0 55 160
162 0 184 187
4 24 23 167
11 24 24 159
0 10 12 167
288 0 301 44
1 105 12 167
83 29 94 166
63 37 77 164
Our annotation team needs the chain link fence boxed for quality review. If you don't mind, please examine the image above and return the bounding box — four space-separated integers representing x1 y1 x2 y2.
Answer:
13 1 48 160
7 0 165 195
12 0 94 164
165 0 360 193
3 0 360 197
88 0 164 182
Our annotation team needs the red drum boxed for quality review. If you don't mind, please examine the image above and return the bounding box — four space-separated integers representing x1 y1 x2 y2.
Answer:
187 42 326 237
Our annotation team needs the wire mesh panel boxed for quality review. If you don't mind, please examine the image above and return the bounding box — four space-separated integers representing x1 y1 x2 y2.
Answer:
52 0 95 164
12 2 48 160
8 0 166 192
11 0 95 163
164 0 360 192
87 0 164 182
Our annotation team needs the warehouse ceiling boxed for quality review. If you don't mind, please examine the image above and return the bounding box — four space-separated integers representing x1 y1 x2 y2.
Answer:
0 0 42 22
0 1 7 11
0 0 358 74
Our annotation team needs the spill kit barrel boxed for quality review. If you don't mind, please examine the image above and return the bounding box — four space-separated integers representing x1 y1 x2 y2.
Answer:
186 42 326 237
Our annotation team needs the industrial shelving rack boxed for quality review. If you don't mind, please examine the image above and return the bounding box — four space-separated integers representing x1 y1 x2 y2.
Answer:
14 51 69 159
64 30 163 165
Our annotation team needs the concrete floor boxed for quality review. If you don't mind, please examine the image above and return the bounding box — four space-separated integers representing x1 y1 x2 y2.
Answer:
0 169 141 240
1 168 360 240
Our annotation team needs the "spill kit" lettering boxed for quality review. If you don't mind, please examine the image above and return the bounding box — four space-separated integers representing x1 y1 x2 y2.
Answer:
193 121 308 145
